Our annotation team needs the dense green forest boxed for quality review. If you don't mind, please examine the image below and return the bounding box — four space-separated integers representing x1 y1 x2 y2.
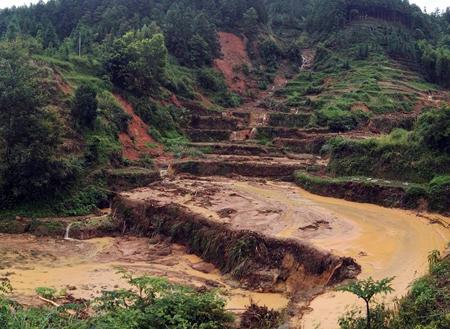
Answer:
0 0 448 214
0 1 449 328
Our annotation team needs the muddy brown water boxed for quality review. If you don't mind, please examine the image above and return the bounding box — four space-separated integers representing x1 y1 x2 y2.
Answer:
1 177 449 329
225 179 449 329
0 234 288 311
122 177 450 328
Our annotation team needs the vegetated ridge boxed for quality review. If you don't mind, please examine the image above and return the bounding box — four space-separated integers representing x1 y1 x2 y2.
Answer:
0 0 449 328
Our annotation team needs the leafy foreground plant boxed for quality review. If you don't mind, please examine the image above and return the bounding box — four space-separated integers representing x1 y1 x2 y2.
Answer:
338 277 395 329
339 253 450 329
0 271 235 329
391 253 450 329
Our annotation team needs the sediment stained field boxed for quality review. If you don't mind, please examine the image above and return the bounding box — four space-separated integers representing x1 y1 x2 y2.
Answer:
120 176 450 328
0 234 289 311
1 177 448 328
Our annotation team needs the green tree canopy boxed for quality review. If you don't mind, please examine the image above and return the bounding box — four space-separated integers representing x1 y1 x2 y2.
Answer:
105 28 168 94
72 85 98 129
0 42 76 205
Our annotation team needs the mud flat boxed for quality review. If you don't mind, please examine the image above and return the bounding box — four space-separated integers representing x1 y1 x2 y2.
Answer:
298 189 450 329
114 177 360 324
2 176 448 328
117 176 449 328
0 234 289 312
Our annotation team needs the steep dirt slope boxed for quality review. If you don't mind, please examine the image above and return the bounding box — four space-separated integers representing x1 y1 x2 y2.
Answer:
214 32 252 93
114 94 164 161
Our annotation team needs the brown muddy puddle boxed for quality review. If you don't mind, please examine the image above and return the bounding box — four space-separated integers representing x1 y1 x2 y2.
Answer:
123 177 450 328
2 176 449 328
0 234 288 311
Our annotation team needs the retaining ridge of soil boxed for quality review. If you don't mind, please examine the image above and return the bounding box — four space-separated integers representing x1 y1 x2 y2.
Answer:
112 195 361 294
171 158 310 181
294 171 450 214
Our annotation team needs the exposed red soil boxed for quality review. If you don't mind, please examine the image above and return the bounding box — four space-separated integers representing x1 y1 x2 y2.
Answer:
160 94 182 108
54 72 73 95
114 94 164 161
351 102 370 113
197 93 216 109
170 94 182 107
214 32 251 93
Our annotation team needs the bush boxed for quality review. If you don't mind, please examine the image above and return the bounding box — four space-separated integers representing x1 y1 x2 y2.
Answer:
92 272 234 328
413 106 450 154
97 91 130 133
339 304 393 329
391 256 450 329
404 186 429 209
317 107 358 132
326 110 450 183
428 175 450 212
259 38 282 68
0 273 234 329
35 287 57 300
196 68 227 92
72 85 98 128
216 91 242 108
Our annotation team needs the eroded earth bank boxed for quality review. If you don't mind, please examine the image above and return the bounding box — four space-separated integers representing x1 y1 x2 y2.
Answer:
2 175 449 328
1 22 450 328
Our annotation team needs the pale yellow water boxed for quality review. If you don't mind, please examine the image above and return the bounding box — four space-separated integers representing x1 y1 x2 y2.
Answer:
123 178 450 328
227 181 449 328
0 235 288 311
294 188 449 328
1 178 449 329
283 185 449 329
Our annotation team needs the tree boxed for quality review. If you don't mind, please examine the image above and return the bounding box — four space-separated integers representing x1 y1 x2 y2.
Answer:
357 44 369 59
163 5 219 67
243 7 259 36
105 29 168 94
72 85 98 128
0 42 75 204
413 106 450 154
338 277 395 329
5 16 21 41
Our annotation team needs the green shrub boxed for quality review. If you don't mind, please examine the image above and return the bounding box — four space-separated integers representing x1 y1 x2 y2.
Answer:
72 85 98 129
413 106 450 154
317 107 358 132
391 256 450 329
428 176 450 212
196 68 227 92
0 273 234 329
404 186 429 209
339 304 393 329
259 38 282 68
97 91 130 132
216 91 242 108
35 287 57 300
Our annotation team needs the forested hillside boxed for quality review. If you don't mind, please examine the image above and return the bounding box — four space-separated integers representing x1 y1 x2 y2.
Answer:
0 1 449 327
0 0 448 216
